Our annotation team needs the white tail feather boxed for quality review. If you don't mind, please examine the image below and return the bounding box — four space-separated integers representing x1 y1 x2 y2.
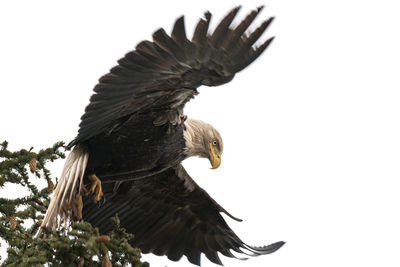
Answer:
69 155 84 202
41 145 89 230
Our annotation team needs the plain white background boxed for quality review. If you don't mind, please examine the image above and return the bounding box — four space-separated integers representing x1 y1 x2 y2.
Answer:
1 1 400 266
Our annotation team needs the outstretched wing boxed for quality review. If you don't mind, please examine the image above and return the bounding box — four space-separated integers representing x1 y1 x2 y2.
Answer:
82 164 284 265
70 6 274 147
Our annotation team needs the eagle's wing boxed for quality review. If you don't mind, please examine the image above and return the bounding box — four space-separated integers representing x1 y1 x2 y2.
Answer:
70 6 274 147
82 164 284 265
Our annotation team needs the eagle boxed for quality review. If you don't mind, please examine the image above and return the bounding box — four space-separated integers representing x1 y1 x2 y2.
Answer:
42 6 284 265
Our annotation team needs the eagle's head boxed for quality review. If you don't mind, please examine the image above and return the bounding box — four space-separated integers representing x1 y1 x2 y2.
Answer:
183 118 223 169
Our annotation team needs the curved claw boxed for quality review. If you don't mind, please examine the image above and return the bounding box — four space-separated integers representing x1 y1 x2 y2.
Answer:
88 174 103 203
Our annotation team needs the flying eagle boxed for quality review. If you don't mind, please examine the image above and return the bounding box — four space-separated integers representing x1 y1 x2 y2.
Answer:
42 6 284 265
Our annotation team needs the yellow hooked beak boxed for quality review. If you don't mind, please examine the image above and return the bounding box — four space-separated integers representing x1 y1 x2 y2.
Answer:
209 143 221 169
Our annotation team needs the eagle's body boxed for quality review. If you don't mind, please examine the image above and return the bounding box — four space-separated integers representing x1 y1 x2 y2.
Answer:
42 6 284 265
85 113 186 182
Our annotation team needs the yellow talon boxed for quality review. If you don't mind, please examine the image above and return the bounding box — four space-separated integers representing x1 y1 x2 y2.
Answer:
88 174 103 203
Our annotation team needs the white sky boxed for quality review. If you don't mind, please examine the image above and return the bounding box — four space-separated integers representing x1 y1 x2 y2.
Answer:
1 0 400 266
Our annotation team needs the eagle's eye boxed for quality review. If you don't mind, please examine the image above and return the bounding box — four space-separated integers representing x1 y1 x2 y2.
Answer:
212 140 218 146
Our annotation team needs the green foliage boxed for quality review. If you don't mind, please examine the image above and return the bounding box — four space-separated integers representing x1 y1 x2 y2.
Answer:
0 141 149 267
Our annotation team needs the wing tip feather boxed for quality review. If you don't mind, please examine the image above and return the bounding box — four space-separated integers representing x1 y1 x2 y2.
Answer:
246 240 285 255
204 11 212 21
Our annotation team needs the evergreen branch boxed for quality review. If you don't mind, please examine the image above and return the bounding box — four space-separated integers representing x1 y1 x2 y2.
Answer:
0 141 148 266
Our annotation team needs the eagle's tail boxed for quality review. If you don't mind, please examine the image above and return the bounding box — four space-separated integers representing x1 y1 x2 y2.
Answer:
41 145 89 230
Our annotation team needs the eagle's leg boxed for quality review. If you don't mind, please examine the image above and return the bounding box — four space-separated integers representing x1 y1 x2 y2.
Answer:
73 194 83 221
87 174 103 203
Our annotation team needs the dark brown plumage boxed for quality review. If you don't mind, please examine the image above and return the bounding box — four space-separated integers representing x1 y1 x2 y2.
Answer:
67 6 274 148
42 6 283 266
83 165 283 266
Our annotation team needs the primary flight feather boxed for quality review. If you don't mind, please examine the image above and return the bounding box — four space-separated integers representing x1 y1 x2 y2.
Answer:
42 6 284 265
